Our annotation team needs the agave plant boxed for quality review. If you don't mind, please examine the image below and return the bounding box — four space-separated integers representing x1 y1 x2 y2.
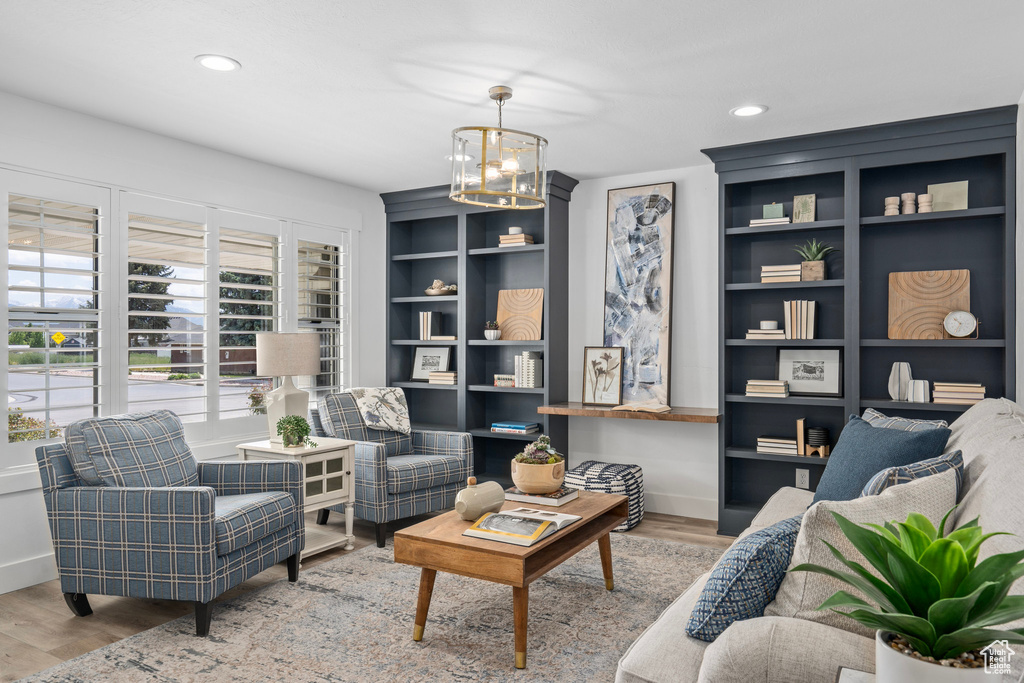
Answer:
791 509 1024 660
794 238 838 261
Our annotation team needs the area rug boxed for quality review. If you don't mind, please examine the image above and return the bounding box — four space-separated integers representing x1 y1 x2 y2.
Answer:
25 535 722 682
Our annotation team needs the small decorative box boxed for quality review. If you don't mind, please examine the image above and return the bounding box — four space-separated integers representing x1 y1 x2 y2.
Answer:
763 203 784 219
494 373 516 387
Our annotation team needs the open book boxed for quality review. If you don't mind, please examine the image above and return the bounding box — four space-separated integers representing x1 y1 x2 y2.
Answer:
610 401 671 413
462 507 582 546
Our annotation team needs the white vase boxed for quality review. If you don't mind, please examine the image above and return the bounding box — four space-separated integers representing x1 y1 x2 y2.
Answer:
875 631 986 682
484 329 501 340
888 362 913 401
908 379 930 403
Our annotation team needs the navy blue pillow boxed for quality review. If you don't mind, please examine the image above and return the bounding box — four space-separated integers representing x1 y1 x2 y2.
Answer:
813 415 951 503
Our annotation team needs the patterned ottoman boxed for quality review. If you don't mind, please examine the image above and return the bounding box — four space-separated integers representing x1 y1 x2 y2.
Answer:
564 460 644 531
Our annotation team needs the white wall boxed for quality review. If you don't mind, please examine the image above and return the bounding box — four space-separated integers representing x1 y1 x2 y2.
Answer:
567 165 720 519
0 91 386 593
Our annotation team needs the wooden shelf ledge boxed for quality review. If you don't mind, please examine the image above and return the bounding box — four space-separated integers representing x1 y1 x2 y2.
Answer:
537 402 720 424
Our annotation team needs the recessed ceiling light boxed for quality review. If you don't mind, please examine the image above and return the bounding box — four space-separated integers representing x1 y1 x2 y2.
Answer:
195 54 241 72
730 104 768 117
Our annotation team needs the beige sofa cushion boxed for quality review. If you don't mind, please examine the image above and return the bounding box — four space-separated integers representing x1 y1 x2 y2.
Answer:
765 468 958 637
749 486 814 530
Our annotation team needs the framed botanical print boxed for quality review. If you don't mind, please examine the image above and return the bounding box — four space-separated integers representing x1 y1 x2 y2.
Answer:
582 346 624 406
777 348 842 396
411 346 451 380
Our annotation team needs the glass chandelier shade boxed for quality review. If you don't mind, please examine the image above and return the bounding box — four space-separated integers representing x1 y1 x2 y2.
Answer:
449 87 548 209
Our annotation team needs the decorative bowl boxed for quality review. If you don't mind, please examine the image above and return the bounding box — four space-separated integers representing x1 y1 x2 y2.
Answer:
424 288 456 296
510 459 565 494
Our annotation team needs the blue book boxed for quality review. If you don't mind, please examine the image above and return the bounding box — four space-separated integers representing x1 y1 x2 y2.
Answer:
491 421 540 430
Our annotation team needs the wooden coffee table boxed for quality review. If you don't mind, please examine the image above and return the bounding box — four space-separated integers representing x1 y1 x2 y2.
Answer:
394 491 628 669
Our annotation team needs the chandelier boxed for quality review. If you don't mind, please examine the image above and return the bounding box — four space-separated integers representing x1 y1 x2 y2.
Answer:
449 86 547 209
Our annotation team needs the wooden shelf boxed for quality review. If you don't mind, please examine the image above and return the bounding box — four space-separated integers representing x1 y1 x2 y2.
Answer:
725 218 844 236
537 402 720 424
860 399 975 413
725 447 829 466
861 339 1005 347
390 295 460 304
391 250 459 261
468 245 545 256
861 206 1004 226
468 385 545 394
726 393 845 407
469 428 537 441
467 339 545 346
726 280 844 291
392 381 458 391
391 339 458 346
725 338 844 347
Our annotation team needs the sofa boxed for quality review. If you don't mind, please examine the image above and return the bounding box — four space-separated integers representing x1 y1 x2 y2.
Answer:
616 398 1024 682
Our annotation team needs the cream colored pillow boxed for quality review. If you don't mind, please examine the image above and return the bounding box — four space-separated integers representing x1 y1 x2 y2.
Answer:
764 468 959 637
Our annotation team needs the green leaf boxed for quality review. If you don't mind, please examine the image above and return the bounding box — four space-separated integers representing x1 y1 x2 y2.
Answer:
946 525 983 553
918 539 970 599
927 583 992 636
831 513 902 588
885 551 941 616
864 523 902 549
934 627 1024 660
938 506 959 538
905 513 937 541
820 541 913 614
790 562 902 613
841 609 937 655
956 548 1024 597
963 532 1014 567
966 566 1024 624
894 522 932 561
818 590 874 611
970 595 1024 629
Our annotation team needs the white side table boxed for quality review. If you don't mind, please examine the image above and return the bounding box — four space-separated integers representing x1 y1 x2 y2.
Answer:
236 437 357 559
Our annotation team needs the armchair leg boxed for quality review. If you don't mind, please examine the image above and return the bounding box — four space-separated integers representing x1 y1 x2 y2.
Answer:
194 601 213 637
316 509 330 525
63 592 92 617
287 553 300 582
375 522 387 548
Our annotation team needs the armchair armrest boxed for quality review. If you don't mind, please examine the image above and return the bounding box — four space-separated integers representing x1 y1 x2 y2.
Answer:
197 460 304 511
412 430 473 468
352 441 389 512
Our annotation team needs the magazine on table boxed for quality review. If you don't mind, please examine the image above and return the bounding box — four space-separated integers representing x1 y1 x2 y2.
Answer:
462 507 582 546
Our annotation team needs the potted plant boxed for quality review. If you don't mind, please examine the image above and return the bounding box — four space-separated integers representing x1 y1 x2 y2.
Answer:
276 415 317 448
484 321 501 341
510 435 565 494
794 238 838 281
792 508 1024 681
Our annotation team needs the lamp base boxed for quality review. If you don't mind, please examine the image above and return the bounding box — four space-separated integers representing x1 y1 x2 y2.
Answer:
265 377 310 444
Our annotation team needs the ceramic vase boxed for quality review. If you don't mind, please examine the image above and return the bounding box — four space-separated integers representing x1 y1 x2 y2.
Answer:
908 379 930 403
875 632 985 682
484 329 501 340
454 477 505 521
888 362 913 401
510 459 565 494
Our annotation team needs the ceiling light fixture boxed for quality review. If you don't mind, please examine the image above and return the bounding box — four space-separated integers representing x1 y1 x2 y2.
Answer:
450 85 547 209
195 54 242 72
730 104 768 117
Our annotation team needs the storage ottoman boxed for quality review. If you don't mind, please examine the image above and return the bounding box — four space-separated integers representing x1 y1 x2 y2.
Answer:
564 460 644 531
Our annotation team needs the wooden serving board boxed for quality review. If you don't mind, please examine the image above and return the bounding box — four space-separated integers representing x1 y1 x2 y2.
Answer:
496 289 544 340
888 270 970 339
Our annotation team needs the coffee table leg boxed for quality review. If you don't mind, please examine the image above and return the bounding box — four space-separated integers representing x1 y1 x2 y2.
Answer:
413 568 436 642
513 585 528 669
598 533 614 591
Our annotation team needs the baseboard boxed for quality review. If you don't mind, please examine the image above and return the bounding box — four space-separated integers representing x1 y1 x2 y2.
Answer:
0 552 57 595
643 490 717 521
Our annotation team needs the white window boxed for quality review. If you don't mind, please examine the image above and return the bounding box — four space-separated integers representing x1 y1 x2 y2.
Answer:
296 231 348 402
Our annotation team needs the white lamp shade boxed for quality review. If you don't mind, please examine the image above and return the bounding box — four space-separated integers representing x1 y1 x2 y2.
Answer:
256 333 321 377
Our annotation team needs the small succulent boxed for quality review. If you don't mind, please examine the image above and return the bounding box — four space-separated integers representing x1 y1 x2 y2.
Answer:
484 321 500 330
514 434 564 465
794 238 839 261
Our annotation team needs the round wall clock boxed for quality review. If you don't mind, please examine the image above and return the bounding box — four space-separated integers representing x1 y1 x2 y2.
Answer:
943 310 977 338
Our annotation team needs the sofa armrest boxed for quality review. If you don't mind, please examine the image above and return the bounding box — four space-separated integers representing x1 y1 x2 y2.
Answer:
749 486 814 530
696 616 874 683
412 430 473 470
197 460 304 511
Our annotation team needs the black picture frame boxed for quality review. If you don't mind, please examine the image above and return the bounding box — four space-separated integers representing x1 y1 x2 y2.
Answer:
776 348 843 397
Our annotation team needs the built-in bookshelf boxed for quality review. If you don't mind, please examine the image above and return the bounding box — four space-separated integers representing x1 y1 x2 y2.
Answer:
704 106 1017 535
381 173 578 487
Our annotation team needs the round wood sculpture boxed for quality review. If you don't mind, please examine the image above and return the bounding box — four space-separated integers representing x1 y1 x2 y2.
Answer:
887 270 970 340
496 288 544 341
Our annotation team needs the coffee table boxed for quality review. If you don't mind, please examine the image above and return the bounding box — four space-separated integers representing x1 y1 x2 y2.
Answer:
394 491 628 669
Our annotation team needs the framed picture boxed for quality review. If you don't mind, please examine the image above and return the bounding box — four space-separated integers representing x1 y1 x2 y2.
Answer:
603 182 675 405
777 349 842 396
582 346 624 406
793 194 816 223
411 346 451 380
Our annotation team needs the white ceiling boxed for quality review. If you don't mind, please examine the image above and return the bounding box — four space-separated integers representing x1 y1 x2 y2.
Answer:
1 1 1023 194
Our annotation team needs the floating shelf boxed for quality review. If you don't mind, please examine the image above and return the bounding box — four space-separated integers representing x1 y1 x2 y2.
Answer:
469 428 537 441
468 245 545 256
726 280 845 291
391 250 459 261
725 339 844 347
468 385 545 394
725 218 844 236
392 381 458 391
861 206 1004 226
725 447 830 466
390 295 460 304
467 339 545 346
725 394 845 407
537 402 720 424
861 339 1005 347
860 399 975 413
390 339 458 346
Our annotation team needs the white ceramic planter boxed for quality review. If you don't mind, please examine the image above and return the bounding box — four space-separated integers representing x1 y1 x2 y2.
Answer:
484 329 501 340
875 631 985 682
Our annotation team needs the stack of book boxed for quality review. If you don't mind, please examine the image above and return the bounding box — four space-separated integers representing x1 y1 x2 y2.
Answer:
418 311 441 340
499 234 535 248
760 264 802 283
783 300 816 339
515 351 543 388
745 327 786 340
932 382 985 405
428 371 457 385
757 436 800 456
493 373 516 387
745 379 789 398
749 217 791 228
491 421 539 434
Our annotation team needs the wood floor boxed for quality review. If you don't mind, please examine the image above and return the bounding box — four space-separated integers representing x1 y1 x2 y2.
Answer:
0 511 731 681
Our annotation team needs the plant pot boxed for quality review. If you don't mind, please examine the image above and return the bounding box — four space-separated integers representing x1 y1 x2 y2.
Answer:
875 631 986 682
801 260 826 281
484 329 501 340
510 459 565 494
281 432 303 448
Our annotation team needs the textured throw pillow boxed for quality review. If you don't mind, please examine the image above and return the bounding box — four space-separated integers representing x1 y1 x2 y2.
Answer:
686 514 803 642
70 410 199 488
861 407 948 431
860 449 964 497
349 386 412 435
765 468 959 638
813 415 951 502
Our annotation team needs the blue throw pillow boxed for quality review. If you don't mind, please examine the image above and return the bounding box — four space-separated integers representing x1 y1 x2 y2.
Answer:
686 514 803 642
813 415 951 503
861 450 964 497
861 407 948 432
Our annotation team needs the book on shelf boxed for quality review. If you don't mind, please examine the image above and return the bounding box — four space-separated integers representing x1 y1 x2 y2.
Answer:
761 264 803 272
428 371 457 385
749 217 791 226
418 311 441 340
796 417 806 456
462 508 582 546
609 401 671 413
783 300 816 339
932 382 985 403
431 335 457 341
492 421 540 431
499 234 534 242
761 275 802 283
932 382 985 391
932 391 986 400
491 427 539 434
504 485 580 507
494 373 516 387
745 329 786 340
746 379 789 398
514 351 543 388
760 264 802 283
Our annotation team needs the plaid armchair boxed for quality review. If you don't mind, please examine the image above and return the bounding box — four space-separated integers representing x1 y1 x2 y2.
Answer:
35 411 304 636
310 390 472 547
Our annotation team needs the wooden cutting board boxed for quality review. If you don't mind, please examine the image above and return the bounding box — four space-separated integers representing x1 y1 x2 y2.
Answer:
888 270 970 339
496 289 544 340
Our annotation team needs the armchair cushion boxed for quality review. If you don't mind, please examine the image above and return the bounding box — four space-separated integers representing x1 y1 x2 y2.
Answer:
318 392 412 456
66 410 199 488
213 492 299 556
386 453 469 494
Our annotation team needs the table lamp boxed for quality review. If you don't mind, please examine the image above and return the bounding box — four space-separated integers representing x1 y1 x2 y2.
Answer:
256 332 321 444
